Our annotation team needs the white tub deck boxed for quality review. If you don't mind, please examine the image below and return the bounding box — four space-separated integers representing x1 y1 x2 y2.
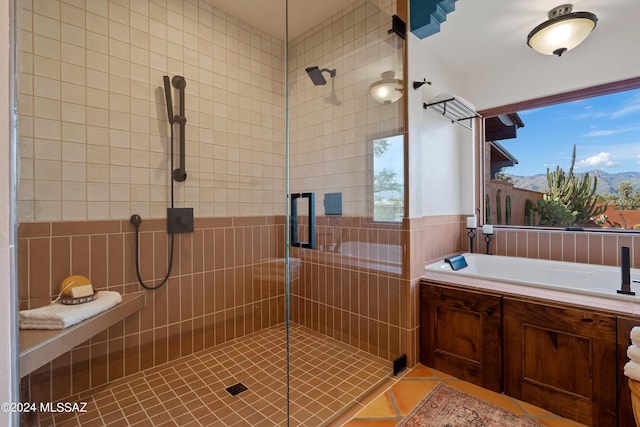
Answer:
424 253 640 315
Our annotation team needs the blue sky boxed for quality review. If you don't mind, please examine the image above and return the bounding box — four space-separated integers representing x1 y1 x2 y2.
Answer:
499 87 640 176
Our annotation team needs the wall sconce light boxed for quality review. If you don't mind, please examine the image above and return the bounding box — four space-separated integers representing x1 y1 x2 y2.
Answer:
369 71 404 104
412 78 432 90
527 4 597 57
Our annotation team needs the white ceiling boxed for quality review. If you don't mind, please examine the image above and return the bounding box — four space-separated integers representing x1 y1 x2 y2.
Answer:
210 0 640 109
415 0 640 109
210 0 358 40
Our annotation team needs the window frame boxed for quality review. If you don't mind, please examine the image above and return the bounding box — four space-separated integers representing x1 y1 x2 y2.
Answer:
475 76 640 232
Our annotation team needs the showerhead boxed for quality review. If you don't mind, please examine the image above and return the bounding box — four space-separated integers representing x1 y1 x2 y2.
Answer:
305 66 336 86
163 76 174 124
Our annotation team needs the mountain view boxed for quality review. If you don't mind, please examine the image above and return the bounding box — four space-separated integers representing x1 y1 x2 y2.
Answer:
506 170 640 195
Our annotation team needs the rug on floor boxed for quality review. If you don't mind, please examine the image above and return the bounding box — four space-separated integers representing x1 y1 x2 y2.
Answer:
397 382 541 427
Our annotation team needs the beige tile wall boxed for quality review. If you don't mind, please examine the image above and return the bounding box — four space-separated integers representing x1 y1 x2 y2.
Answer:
17 0 285 222
288 0 402 218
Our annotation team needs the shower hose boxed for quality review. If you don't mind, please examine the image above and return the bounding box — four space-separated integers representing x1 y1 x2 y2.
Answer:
130 124 177 291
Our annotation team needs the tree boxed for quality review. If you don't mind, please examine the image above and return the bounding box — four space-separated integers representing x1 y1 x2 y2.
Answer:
617 182 634 199
374 138 390 157
536 144 607 226
495 168 514 183
598 182 640 210
374 168 402 195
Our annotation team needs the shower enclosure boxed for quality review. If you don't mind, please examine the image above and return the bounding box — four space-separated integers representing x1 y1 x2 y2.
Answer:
14 0 405 425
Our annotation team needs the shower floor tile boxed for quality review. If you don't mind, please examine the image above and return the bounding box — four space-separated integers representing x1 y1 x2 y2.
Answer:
35 324 391 427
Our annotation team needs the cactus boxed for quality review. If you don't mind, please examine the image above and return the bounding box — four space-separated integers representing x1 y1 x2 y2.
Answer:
539 144 607 226
525 199 535 226
506 195 512 225
485 194 491 224
496 190 502 225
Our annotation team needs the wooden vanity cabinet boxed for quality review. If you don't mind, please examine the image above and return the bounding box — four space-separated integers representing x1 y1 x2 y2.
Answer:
419 281 502 392
503 297 617 427
420 279 626 427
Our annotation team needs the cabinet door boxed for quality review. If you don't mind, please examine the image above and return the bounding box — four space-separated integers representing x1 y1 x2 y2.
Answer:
503 298 617 426
420 282 502 392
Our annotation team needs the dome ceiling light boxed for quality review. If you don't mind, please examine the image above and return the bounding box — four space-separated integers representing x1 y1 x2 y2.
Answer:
369 71 404 104
527 4 597 57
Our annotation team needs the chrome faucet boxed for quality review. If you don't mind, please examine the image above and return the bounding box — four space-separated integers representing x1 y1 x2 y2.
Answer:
618 246 635 295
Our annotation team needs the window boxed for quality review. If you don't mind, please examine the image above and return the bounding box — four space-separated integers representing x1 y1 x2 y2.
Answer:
373 135 404 222
481 78 640 230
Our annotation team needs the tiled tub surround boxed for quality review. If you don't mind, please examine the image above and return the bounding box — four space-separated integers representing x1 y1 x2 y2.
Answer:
469 226 640 268
18 216 406 409
405 215 466 366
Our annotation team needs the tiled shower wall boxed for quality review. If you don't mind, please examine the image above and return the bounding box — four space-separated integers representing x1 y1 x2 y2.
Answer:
288 0 402 217
19 216 286 403
17 0 411 406
16 0 285 222
290 216 405 363
20 214 411 403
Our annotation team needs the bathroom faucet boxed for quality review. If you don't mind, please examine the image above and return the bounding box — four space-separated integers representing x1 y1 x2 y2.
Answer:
618 246 635 295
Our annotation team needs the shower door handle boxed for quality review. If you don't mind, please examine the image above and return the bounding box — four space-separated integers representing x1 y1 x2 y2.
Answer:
290 192 316 249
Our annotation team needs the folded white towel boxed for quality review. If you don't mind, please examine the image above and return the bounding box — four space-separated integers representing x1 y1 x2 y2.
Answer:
632 327 640 346
625 361 640 381
19 291 122 330
629 345 640 363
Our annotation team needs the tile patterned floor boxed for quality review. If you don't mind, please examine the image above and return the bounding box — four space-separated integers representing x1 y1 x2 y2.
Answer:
342 364 588 427
31 324 391 427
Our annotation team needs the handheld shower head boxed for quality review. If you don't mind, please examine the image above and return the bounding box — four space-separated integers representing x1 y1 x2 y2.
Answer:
163 76 174 124
305 66 336 86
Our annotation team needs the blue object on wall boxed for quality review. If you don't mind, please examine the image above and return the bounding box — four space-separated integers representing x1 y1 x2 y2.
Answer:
324 192 342 215
410 0 457 39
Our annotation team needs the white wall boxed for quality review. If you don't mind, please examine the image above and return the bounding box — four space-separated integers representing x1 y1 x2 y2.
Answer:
407 33 475 218
1 0 16 423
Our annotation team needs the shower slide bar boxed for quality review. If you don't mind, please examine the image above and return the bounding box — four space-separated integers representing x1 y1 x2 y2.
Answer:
163 75 187 182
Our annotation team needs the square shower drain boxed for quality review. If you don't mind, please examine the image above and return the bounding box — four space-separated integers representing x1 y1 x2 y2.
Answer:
225 382 248 396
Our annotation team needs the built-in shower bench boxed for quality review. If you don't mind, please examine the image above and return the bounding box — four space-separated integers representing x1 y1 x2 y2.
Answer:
19 293 146 378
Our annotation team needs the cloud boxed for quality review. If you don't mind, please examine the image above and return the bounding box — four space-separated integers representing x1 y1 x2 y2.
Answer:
612 103 640 119
574 152 616 169
582 127 640 137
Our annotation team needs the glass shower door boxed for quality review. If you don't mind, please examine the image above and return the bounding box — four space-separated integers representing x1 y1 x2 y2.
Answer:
284 0 405 424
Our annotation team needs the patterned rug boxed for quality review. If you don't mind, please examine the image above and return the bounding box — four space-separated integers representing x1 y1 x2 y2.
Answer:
397 382 542 427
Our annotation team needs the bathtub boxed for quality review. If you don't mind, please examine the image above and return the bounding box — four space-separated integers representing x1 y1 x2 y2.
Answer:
423 253 640 315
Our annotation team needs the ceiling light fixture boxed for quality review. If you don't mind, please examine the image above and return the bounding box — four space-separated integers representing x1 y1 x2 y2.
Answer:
527 4 597 57
369 71 404 104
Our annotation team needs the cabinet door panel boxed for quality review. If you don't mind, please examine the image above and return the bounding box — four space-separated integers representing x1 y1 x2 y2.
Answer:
420 282 502 392
504 297 616 426
521 324 592 398
436 305 481 361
